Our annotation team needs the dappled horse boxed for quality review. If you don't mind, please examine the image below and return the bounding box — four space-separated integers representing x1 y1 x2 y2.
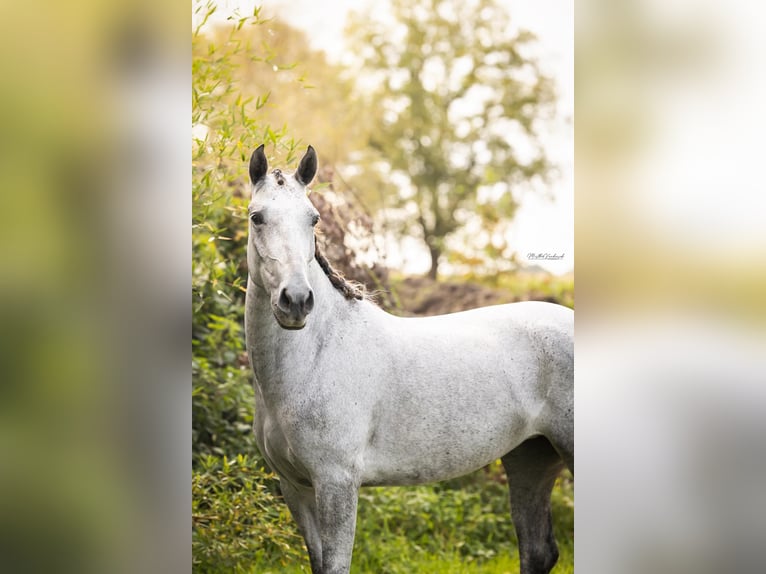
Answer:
244 145 573 574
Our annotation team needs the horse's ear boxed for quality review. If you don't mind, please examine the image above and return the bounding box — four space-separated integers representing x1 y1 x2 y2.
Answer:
295 145 317 186
249 145 268 185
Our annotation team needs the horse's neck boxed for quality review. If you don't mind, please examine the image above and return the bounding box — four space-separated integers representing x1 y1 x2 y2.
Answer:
245 260 348 393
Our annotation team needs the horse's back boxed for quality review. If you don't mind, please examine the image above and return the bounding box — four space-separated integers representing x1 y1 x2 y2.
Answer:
394 300 572 363
401 299 571 329
457 300 572 332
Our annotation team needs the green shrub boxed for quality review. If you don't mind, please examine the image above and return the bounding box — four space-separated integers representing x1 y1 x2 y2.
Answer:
192 455 308 573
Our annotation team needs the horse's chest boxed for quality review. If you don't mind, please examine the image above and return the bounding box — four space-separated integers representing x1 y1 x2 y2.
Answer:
254 404 314 484
254 380 369 484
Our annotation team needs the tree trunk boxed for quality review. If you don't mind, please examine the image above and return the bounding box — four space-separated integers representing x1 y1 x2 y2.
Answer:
427 244 441 280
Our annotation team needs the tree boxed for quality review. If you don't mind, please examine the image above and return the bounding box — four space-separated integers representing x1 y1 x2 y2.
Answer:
347 0 556 279
199 17 369 170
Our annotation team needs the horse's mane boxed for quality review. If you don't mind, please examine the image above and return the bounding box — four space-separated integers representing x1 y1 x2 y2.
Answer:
313 236 366 301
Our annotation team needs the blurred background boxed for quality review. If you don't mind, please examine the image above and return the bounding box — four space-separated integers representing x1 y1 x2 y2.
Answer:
577 1 766 573
0 0 763 573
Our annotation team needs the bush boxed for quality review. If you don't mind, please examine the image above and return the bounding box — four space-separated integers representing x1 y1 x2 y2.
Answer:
192 455 308 573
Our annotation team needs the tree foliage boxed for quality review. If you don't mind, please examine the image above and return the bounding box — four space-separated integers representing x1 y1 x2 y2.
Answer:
347 0 556 278
196 12 369 170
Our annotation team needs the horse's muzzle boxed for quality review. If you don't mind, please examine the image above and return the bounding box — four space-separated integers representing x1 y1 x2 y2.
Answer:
273 282 314 329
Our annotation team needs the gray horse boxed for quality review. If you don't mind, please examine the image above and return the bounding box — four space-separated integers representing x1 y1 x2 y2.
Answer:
245 145 573 574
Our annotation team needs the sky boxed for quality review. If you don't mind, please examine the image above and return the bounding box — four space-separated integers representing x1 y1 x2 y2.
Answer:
201 0 573 275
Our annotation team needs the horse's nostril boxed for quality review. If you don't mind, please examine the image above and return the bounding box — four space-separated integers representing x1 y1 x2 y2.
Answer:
279 288 291 310
304 290 314 313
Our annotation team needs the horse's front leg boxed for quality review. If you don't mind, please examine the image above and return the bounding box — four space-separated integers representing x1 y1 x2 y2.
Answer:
314 473 360 574
280 479 323 573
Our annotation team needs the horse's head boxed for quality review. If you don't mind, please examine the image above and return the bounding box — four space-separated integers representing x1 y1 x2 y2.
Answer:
247 145 320 330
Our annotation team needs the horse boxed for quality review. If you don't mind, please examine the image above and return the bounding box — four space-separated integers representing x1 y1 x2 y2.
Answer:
244 145 574 574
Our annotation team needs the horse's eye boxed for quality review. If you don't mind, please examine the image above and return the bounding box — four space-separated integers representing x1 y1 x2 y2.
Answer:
311 214 320 227
250 211 265 225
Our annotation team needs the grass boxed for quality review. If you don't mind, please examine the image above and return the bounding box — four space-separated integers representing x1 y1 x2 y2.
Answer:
271 551 573 574
261 546 573 574
354 548 573 574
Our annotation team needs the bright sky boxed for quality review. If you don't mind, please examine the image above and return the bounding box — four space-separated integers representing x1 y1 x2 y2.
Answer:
202 0 573 275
